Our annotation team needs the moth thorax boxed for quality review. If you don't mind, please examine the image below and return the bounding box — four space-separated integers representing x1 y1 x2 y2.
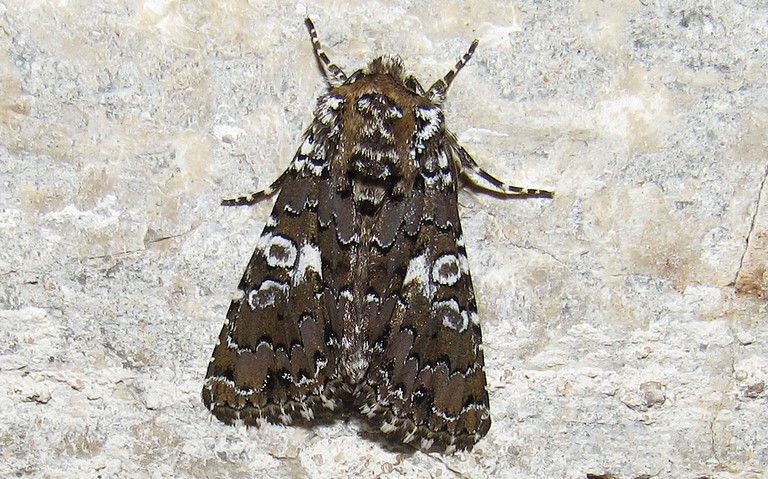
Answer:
350 148 399 181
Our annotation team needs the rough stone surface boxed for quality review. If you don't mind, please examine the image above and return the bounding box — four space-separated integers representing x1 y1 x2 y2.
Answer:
1 2 766 478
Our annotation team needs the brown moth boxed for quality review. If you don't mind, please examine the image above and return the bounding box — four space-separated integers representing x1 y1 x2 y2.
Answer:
202 18 553 453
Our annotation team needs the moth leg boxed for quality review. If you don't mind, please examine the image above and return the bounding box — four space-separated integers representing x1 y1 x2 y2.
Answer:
452 140 554 198
221 169 290 206
304 18 348 86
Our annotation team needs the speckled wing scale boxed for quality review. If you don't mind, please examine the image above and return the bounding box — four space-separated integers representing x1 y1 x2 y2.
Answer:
202 18 553 453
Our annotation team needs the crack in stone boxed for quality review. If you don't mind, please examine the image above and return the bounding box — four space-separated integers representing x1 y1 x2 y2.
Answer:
733 162 768 286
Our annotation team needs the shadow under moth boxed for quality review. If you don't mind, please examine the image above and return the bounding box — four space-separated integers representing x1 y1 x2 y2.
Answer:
203 18 553 453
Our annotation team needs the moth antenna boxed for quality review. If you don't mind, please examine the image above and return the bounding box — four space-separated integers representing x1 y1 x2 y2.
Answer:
304 17 348 86
443 39 479 90
426 39 479 104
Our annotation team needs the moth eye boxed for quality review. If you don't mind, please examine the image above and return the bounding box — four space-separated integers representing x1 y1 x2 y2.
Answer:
404 76 424 95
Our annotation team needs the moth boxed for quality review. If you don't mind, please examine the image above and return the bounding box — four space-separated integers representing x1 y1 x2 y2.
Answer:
202 18 553 453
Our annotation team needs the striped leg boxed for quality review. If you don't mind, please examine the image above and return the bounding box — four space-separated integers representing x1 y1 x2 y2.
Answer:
221 170 290 206
450 137 554 198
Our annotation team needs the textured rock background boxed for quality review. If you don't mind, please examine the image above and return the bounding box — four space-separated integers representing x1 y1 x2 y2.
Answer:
1 1 766 478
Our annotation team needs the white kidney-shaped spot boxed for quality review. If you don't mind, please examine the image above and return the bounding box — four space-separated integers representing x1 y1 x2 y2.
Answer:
432 298 469 332
432 253 461 286
263 234 298 269
403 253 434 297
293 243 323 284
248 279 289 309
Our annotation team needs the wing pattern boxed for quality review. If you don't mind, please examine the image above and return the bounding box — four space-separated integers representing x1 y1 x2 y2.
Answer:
202 18 553 453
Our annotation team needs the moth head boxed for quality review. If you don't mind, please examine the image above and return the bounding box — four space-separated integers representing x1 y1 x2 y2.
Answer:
366 55 406 79
357 55 426 97
360 43 479 107
305 18 478 106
